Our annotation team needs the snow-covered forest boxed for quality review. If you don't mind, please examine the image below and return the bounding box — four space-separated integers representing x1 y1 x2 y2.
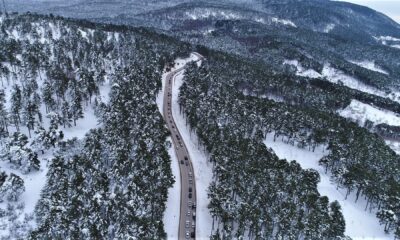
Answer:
1 0 400 237
0 12 191 239
178 50 400 238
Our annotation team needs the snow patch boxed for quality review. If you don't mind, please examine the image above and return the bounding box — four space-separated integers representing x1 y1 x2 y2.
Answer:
272 17 297 27
78 29 89 40
374 36 400 48
349 60 388 75
185 10 241 20
283 60 322 78
324 23 336 33
375 36 400 42
321 64 400 103
338 100 400 127
264 134 393 239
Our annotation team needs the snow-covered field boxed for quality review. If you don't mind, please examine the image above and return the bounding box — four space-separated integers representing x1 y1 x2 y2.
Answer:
349 60 388 75
157 53 213 239
271 17 297 27
338 99 400 127
283 60 321 78
374 35 400 49
338 99 400 154
263 134 393 239
283 60 400 104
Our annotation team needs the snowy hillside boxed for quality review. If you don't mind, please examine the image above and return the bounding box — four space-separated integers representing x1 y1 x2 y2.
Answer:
339 100 400 127
284 60 400 104
0 15 115 238
264 134 393 239
0 13 190 239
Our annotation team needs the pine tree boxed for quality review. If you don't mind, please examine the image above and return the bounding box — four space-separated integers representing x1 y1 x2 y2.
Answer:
0 173 25 202
10 84 22 130
70 91 83 126
61 101 72 128
42 81 55 113
328 201 346 238
0 89 8 132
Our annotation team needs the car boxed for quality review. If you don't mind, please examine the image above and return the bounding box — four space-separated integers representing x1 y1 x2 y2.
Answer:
191 232 195 238
189 179 193 184
188 172 192 177
180 160 184 164
185 231 190 239
188 193 192 198
185 220 190 228
184 156 188 160
188 201 192 207
185 161 189 166
176 134 180 140
187 211 191 216
189 187 192 193
192 212 196 220
192 222 195 228
192 203 196 209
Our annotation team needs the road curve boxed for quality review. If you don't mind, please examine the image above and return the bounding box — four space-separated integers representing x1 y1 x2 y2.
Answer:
163 53 203 240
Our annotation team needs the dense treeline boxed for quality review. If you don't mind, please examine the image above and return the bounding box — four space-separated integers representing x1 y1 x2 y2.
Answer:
179 63 346 239
179 51 400 238
32 61 174 239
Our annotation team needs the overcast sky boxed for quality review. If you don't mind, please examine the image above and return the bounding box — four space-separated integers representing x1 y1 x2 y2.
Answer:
343 0 400 23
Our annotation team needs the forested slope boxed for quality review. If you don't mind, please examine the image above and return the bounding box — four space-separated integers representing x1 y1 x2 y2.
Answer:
0 12 190 239
179 50 400 238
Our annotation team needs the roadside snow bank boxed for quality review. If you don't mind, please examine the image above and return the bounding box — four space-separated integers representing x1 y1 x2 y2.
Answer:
162 137 181 239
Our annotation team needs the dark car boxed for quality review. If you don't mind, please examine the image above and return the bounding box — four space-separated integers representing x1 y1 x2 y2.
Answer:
188 193 192 198
184 156 188 160
180 160 184 164
189 187 192 192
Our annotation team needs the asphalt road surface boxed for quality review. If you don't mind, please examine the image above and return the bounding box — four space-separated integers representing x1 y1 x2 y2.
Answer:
163 54 202 239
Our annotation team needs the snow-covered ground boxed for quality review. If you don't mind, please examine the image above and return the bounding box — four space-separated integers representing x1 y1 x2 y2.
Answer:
283 60 400 104
283 59 321 78
338 99 400 127
349 60 388 75
385 140 400 155
264 134 393 239
271 17 297 27
0 67 111 239
158 53 213 239
324 23 336 33
374 35 400 49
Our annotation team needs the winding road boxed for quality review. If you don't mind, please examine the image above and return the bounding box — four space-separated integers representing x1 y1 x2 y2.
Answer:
163 53 203 239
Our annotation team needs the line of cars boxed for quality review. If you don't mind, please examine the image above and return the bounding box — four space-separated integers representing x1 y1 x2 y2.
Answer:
166 68 197 239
